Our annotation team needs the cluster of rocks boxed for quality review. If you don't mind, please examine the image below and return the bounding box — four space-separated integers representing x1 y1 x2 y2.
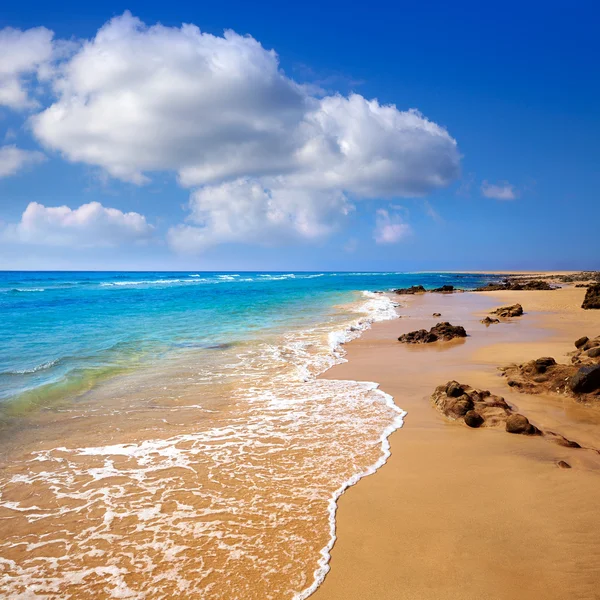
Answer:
393 285 426 295
431 381 585 459
490 303 523 318
398 322 467 344
582 284 600 309
555 271 600 283
572 335 600 364
500 337 600 401
393 284 463 295
474 279 554 292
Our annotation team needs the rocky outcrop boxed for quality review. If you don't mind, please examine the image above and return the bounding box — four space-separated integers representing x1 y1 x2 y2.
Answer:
582 284 600 309
474 280 554 292
481 316 500 326
431 382 587 452
398 322 467 344
394 285 426 295
431 381 512 427
570 366 600 394
491 303 523 318
501 344 600 401
570 335 600 366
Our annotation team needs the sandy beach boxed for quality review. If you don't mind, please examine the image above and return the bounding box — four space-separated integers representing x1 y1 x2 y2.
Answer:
313 285 600 600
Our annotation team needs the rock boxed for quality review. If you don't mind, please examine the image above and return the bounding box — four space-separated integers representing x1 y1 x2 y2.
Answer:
431 285 456 293
432 312 442 317
557 461 572 469
394 285 426 295
569 365 600 394
398 322 467 344
588 347 600 358
491 304 523 318
533 357 556 373
553 436 581 449
570 335 600 366
431 381 511 427
464 410 484 428
446 381 464 397
481 316 500 326
502 351 600 401
474 279 554 292
506 414 540 435
582 284 600 309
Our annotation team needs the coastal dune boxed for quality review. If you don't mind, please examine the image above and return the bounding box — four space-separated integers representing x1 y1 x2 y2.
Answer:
314 286 600 600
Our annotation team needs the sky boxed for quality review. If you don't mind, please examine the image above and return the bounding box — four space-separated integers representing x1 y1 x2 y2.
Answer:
0 0 598 271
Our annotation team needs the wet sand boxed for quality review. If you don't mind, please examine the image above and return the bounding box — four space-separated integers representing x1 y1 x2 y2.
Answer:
314 286 600 600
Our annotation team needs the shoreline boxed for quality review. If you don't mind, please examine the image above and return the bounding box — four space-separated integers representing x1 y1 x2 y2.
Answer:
312 285 600 600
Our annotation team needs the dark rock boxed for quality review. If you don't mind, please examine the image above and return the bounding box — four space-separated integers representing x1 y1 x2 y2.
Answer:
534 357 556 373
432 312 442 317
398 322 467 344
553 436 581 449
474 279 554 292
481 316 500 326
431 381 511 427
557 461 572 469
569 365 600 394
570 335 600 366
431 285 456 293
446 381 464 397
491 304 524 318
464 410 484 428
582 284 600 309
506 414 540 435
394 285 426 295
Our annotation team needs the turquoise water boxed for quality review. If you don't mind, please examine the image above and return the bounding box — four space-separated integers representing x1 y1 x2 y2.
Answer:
0 271 494 412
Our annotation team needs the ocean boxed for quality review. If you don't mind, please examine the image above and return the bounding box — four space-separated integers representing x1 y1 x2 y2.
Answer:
0 271 493 598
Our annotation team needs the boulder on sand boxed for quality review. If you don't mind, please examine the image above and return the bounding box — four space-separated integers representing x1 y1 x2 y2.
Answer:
491 304 523 318
481 316 500 326
506 414 541 435
582 284 600 309
398 322 467 344
569 365 600 394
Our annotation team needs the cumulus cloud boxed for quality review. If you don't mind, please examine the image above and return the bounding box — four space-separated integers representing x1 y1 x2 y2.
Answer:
168 178 350 252
373 209 411 244
481 180 518 200
0 145 46 178
0 26 54 109
2 201 154 246
23 12 460 251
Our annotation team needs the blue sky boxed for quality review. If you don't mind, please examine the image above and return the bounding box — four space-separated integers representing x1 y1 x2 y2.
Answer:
0 0 598 271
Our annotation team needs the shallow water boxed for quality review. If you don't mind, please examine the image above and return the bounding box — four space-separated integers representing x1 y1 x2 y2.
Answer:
0 271 494 598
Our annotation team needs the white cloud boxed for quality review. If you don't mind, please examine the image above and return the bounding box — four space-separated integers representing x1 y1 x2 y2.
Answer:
26 12 460 251
481 180 518 200
2 201 154 247
373 209 411 244
0 26 54 109
0 145 45 178
168 178 350 252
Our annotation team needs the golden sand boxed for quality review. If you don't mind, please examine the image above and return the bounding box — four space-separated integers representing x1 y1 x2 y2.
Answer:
313 286 600 600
